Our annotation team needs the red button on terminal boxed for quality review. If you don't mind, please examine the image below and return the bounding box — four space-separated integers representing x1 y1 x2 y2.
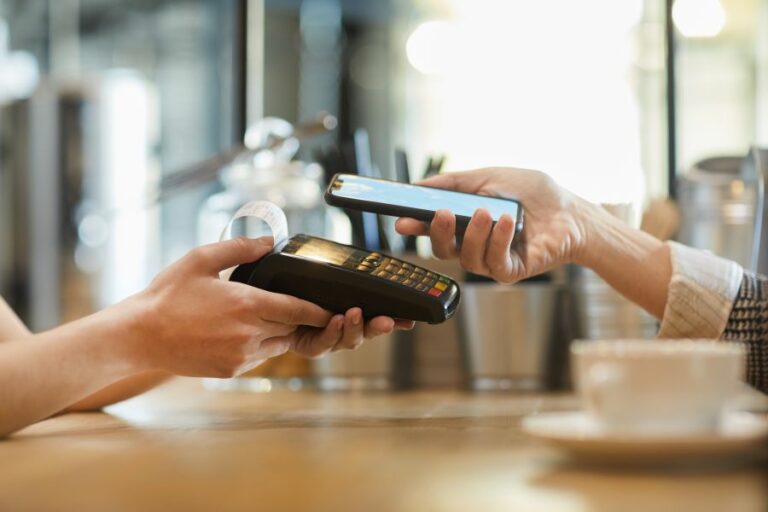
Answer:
428 288 442 297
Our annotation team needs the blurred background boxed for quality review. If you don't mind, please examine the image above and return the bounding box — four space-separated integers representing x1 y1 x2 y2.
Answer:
1 0 767 390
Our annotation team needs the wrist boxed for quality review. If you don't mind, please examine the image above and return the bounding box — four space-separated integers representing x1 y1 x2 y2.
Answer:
568 200 672 318
570 198 618 270
97 295 158 375
37 298 152 388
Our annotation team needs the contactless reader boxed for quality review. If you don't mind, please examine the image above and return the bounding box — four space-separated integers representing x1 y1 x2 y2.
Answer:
229 234 460 324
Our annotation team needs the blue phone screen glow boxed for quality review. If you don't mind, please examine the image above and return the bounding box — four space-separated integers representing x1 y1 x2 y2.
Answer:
332 174 519 221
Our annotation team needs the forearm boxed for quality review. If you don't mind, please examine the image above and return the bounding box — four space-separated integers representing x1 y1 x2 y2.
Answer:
64 370 172 412
0 299 31 340
1 297 169 414
575 201 672 319
0 301 145 437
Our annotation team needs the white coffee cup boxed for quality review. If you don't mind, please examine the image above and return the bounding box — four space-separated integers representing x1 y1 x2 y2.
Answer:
572 340 745 435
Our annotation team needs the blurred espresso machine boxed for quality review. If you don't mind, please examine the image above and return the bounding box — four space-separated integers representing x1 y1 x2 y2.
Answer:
0 72 160 330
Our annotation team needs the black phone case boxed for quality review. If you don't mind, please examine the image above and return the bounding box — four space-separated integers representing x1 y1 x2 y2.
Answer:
324 173 524 234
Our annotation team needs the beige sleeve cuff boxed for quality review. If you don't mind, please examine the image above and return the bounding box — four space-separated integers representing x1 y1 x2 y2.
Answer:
657 241 743 339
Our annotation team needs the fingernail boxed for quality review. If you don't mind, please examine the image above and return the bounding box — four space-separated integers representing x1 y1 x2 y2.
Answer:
353 312 362 325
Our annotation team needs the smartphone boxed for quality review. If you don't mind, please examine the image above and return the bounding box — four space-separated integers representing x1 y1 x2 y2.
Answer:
325 173 524 233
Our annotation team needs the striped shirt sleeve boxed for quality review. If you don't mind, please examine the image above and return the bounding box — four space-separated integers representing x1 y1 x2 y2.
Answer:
658 241 743 339
658 241 768 394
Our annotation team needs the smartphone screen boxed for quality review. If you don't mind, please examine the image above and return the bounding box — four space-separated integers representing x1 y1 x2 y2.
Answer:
327 174 521 223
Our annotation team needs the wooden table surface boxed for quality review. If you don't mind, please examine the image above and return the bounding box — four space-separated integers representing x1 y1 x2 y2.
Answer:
2 378 767 512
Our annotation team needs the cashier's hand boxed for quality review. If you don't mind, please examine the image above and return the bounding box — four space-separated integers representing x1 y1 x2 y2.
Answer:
129 237 413 378
395 168 595 284
282 308 413 359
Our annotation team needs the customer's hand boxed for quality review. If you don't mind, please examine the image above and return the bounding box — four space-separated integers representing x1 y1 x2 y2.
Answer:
395 168 600 283
125 237 412 378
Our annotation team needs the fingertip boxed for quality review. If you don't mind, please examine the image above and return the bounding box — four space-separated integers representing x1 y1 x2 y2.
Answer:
200 235 276 273
244 239 272 261
491 216 516 249
472 208 492 227
391 319 414 330
497 214 514 233
415 172 453 188
365 317 394 338
345 307 363 326
414 177 438 187
233 235 272 251
433 209 455 229
395 217 427 235
375 316 395 331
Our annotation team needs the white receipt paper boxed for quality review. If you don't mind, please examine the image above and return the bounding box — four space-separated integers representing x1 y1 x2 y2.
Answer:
218 200 290 281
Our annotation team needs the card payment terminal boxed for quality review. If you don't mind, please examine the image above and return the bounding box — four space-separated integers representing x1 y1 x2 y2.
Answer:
229 234 460 324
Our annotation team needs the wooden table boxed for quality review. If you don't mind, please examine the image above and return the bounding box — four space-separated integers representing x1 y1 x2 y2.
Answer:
1 378 766 512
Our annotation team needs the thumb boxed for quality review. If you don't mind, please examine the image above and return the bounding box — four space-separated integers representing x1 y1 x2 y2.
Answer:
416 170 478 193
191 236 275 274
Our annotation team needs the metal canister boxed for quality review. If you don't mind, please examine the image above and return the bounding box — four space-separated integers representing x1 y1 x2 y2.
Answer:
676 156 758 269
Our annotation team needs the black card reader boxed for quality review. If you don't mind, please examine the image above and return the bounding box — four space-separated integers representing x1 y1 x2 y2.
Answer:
229 234 460 324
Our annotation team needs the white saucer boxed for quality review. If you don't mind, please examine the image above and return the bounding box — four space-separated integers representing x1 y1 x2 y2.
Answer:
522 411 768 464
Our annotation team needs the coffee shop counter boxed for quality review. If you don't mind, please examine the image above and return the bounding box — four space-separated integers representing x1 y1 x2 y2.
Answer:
1 377 766 512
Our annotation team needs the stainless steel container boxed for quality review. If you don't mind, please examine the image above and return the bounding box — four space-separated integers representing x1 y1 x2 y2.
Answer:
750 147 768 274
458 282 558 391
677 156 758 269
571 268 658 341
311 331 395 391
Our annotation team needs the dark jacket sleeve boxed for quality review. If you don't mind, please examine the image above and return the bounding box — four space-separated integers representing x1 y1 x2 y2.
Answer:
722 272 768 394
